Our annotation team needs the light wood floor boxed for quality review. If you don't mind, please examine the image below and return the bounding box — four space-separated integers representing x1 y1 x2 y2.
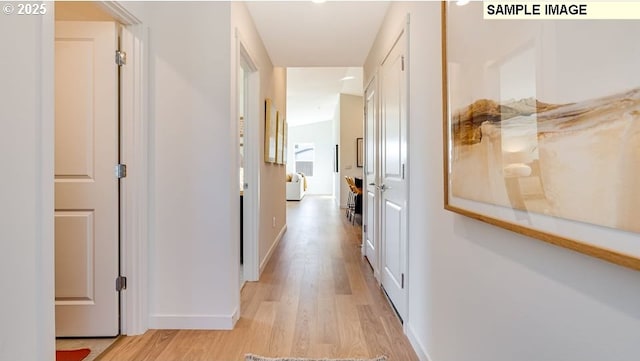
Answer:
98 196 418 361
57 337 118 361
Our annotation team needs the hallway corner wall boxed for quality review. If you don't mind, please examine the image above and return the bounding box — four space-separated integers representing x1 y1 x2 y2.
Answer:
0 12 56 361
144 1 238 329
338 93 364 208
332 100 341 206
231 2 287 277
366 2 640 361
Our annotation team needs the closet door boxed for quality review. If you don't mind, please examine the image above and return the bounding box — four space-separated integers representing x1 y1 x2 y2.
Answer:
379 29 408 320
55 21 120 336
363 76 379 277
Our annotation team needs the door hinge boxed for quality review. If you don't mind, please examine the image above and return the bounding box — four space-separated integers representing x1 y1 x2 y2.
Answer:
401 273 405 289
116 276 127 291
363 224 367 233
402 164 405 179
115 50 127 66
401 56 405 71
115 164 127 179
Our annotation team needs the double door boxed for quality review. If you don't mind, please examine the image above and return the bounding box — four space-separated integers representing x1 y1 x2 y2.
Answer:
363 29 408 320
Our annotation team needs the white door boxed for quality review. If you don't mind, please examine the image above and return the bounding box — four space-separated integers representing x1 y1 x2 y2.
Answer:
379 31 408 320
363 76 379 276
55 21 120 337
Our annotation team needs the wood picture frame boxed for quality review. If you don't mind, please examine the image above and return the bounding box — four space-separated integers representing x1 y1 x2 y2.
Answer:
283 120 288 165
334 144 339 173
264 99 277 163
442 1 640 271
356 137 364 168
276 111 284 164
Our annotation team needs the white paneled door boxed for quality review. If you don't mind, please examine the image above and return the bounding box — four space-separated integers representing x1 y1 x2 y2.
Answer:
55 21 120 337
364 76 379 276
379 30 408 320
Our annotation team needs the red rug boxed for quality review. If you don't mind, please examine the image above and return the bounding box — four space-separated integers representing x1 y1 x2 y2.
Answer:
56 348 91 361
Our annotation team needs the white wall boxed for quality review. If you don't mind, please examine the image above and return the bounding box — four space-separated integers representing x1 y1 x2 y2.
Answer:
338 94 364 208
144 1 286 329
231 2 288 273
332 101 341 206
0 12 55 361
365 3 640 361
144 2 238 329
288 120 334 195
1 1 285 354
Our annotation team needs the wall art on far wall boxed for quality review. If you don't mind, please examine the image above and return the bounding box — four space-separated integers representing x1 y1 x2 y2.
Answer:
264 99 277 163
276 112 285 165
282 120 288 165
334 144 339 173
356 137 364 168
442 1 640 271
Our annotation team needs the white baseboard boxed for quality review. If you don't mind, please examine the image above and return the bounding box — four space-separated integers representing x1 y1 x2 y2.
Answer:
148 313 236 330
406 323 432 361
260 225 287 275
230 306 239 327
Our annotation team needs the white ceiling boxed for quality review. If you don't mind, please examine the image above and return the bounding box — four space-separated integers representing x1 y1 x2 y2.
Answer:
246 1 388 127
286 67 363 126
246 1 390 67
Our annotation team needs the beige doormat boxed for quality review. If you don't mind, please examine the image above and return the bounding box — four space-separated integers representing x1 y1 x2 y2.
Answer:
245 355 387 361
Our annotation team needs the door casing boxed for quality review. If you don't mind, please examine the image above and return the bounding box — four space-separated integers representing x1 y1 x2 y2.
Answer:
89 1 148 336
236 30 261 285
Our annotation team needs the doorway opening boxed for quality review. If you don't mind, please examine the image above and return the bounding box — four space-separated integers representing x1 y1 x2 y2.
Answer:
54 1 122 358
53 1 146 359
238 39 261 284
284 67 366 285
285 67 364 215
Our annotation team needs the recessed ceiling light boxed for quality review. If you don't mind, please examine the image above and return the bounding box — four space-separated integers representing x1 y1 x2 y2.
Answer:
312 0 327 3
340 76 355 81
456 0 470 6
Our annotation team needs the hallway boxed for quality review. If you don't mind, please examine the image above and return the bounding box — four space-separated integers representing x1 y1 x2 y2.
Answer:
98 196 418 361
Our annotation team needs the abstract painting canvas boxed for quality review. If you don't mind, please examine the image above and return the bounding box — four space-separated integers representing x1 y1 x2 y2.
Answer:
265 99 277 163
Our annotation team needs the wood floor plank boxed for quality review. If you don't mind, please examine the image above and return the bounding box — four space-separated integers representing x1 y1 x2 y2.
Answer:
100 196 418 361
334 295 369 358
357 305 397 360
267 294 298 356
332 258 353 295
244 301 278 356
98 329 178 361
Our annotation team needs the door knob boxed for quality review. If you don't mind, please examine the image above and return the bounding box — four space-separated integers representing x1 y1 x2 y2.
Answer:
380 184 391 192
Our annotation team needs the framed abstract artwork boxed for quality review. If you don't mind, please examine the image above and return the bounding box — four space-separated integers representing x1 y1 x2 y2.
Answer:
442 1 640 270
356 137 364 168
283 120 288 165
276 111 285 165
264 99 277 163
334 144 339 173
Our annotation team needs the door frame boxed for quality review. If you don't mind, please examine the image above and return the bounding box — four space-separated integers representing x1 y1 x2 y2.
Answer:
235 30 261 283
98 1 148 336
49 1 149 338
49 1 149 336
